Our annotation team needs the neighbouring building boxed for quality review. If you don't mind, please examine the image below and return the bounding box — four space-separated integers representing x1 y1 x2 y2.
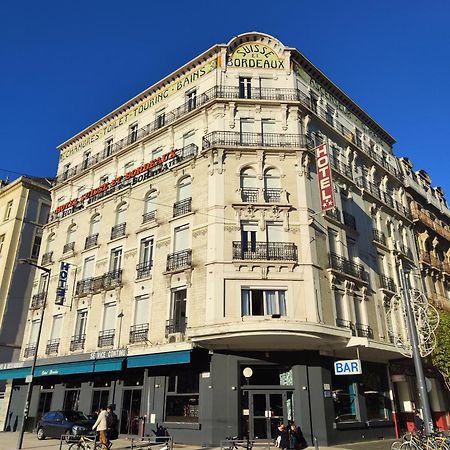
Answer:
0 32 448 445
0 176 52 417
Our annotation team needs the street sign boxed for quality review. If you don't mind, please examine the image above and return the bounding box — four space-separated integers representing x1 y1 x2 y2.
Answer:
334 359 362 375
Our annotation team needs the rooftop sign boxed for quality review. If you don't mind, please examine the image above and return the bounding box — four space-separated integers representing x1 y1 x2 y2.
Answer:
228 42 284 69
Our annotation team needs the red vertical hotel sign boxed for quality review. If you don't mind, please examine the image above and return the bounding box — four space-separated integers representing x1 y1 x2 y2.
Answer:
315 143 335 211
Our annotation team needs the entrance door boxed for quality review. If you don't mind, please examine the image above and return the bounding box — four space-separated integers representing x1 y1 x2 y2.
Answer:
242 390 292 439
120 389 142 435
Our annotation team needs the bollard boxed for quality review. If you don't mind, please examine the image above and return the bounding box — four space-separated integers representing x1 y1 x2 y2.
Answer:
314 436 319 450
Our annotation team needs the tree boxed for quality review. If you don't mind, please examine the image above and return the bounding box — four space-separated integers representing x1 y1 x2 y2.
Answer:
431 309 450 390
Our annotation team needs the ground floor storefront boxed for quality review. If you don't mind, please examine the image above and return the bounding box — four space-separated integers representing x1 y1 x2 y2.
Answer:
0 348 448 446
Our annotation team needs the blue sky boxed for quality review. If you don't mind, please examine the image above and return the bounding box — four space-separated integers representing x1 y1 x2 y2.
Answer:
1 0 449 195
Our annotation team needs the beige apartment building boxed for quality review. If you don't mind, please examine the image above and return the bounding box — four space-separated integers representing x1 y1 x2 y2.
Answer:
0 32 448 445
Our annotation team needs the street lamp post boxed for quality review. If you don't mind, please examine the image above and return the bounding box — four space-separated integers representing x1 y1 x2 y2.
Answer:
16 259 51 450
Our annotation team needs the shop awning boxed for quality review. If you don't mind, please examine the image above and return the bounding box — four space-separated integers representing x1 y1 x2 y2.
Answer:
34 360 95 377
127 350 191 369
94 358 124 372
0 367 31 380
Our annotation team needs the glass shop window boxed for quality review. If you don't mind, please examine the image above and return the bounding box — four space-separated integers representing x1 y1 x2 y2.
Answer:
165 369 199 423
332 376 359 423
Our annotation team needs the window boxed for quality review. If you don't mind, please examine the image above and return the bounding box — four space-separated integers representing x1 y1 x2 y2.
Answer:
177 176 192 201
328 229 338 254
89 214 100 236
0 234 5 255
62 163 71 180
66 224 76 244
82 150 91 170
241 288 287 316
182 131 195 152
104 138 114 157
29 319 40 345
140 237 153 266
151 147 163 159
99 174 109 185
63 390 80 411
165 369 199 423
325 105 334 126
50 315 62 341
115 202 127 225
102 302 117 331
4 200 13 220
38 204 50 224
45 233 55 253
156 109 165 128
134 295 149 325
240 168 258 202
77 185 86 196
31 235 42 259
309 93 318 113
240 119 254 145
261 119 276 145
186 90 197 112
110 247 122 272
75 310 88 337
82 256 95 279
174 225 189 252
92 391 109 413
332 377 358 423
123 161 135 174
144 191 157 215
264 168 281 202
129 123 138 144
334 290 347 323
241 222 257 253
170 288 187 333
266 223 284 243
239 77 252 99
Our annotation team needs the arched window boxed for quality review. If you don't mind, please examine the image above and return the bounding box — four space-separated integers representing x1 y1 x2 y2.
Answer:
143 191 157 223
174 177 192 217
263 168 281 202
240 168 257 202
89 214 101 236
115 202 127 225
66 224 76 244
46 233 55 253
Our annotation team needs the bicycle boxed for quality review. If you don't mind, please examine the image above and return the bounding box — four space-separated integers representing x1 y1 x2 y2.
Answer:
68 434 112 450
224 436 254 450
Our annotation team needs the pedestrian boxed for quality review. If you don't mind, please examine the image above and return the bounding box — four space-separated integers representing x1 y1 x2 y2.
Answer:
289 422 308 449
107 404 119 441
92 405 109 449
413 409 424 433
275 423 290 450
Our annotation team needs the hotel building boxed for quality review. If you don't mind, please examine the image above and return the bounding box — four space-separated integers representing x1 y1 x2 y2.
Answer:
0 33 448 445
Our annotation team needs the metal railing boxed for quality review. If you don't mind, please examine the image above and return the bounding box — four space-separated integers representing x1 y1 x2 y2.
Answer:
75 270 122 296
41 251 53 265
70 334 86 351
98 329 115 347
232 241 297 261
329 154 353 180
63 242 75 253
355 323 374 338
45 339 60 355
264 188 282 203
380 275 396 292
165 319 186 336
173 197 192 217
30 292 45 309
326 208 341 222
203 131 313 150
129 323 149 343
336 318 355 334
372 229 387 246
111 222 126 239
166 249 192 271
24 344 36 358
85 233 99 249
240 188 259 202
343 211 356 230
329 252 367 281
142 210 156 224
136 261 152 279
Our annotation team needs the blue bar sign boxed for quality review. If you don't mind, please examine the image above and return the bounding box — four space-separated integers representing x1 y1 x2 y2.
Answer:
334 359 362 375
55 261 70 305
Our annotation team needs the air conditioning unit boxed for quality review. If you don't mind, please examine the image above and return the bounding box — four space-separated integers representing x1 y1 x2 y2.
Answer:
167 333 184 343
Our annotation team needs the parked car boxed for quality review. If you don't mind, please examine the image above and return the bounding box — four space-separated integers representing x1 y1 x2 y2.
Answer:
36 410 94 440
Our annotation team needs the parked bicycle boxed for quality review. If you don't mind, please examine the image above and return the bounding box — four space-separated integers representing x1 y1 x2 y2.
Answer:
67 433 112 450
224 436 254 450
391 430 450 450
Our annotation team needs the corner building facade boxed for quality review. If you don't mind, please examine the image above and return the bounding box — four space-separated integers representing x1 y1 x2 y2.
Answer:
2 33 449 444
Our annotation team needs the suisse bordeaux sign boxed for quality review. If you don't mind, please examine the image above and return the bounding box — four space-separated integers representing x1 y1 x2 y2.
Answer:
315 143 335 211
228 43 285 69
334 359 362 375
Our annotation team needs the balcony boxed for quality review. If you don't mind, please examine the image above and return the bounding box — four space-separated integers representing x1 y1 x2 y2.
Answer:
63 241 75 254
241 188 259 203
30 292 45 309
343 212 356 230
224 86 300 102
130 323 149 343
173 198 192 217
24 344 36 358
263 188 282 203
165 319 186 337
75 270 122 296
203 131 313 150
166 249 192 272
380 275 396 292
85 233 99 249
325 208 341 222
336 318 355 335
70 334 86 351
111 222 126 239
41 251 53 265
329 154 353 180
411 203 450 241
232 241 297 262
372 229 387 246
142 210 156 224
98 329 115 348
45 339 60 355
356 177 382 200
355 323 374 339
329 253 367 281
136 261 152 279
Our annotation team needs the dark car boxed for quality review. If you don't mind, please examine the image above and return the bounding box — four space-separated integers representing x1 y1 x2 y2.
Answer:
37 410 94 440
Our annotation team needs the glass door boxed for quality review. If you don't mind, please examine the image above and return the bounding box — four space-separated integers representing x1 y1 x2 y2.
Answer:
120 389 142 435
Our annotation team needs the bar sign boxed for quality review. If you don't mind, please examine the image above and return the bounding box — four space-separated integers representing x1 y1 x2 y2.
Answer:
315 143 335 211
55 261 70 305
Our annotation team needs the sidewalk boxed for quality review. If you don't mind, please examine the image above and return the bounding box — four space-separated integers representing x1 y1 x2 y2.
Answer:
0 432 396 450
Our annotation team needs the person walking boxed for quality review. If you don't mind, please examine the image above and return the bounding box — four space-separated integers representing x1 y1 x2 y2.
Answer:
107 404 119 441
92 405 109 449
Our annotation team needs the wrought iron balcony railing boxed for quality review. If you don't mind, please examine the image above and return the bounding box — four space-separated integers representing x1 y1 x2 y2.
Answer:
240 188 259 203
70 334 86 351
30 292 45 309
372 229 387 246
85 233 99 249
130 323 149 343
165 319 186 337
142 210 156 224
136 261 152 279
336 318 356 335
63 241 75 253
102 270 123 289
329 154 353 180
111 222 126 239
45 339 60 355
355 323 374 338
41 251 53 265
325 208 341 222
98 329 115 348
166 249 192 272
380 275 396 292
24 344 36 358
173 198 192 217
264 188 282 203
342 211 356 230
203 132 313 150
329 253 367 281
75 270 122 296
232 241 297 261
